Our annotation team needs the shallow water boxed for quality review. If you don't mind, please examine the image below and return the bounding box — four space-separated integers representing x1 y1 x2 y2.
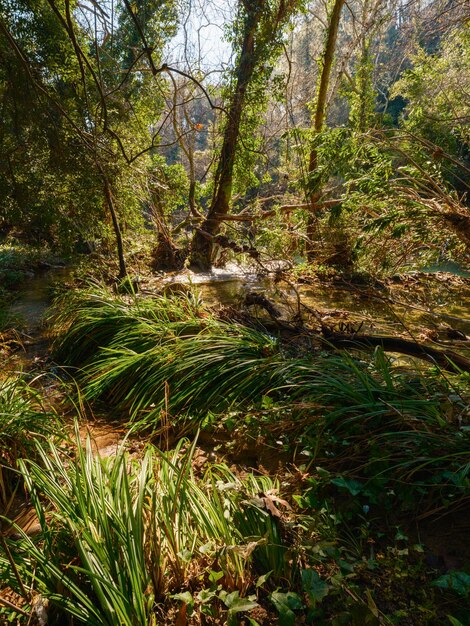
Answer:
166 265 470 341
8 268 70 333
421 260 470 278
9 264 470 364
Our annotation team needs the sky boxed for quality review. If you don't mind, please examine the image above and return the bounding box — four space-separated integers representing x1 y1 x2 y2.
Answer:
167 0 234 71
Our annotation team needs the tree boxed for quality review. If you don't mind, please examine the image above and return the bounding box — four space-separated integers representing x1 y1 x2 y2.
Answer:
0 0 103 248
305 0 345 259
189 0 298 270
0 0 178 277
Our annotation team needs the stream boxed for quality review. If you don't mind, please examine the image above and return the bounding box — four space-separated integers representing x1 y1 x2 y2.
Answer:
6 268 70 366
6 263 470 368
9 268 70 332
163 264 470 352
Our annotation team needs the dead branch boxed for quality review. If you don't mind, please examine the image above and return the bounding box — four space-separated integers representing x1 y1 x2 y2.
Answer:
212 199 341 222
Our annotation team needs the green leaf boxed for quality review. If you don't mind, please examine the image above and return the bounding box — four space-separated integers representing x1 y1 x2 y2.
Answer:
221 590 258 613
261 395 273 409
229 597 259 613
432 571 470 596
256 571 273 588
172 591 193 605
177 548 192 562
270 591 303 626
208 570 224 585
172 591 194 616
301 569 329 603
197 588 218 604
330 476 364 496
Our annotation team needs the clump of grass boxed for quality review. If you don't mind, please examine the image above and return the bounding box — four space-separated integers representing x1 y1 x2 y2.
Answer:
50 285 466 414
2 435 292 625
50 285 285 423
50 284 206 365
283 350 470 515
226 348 469 517
0 376 63 505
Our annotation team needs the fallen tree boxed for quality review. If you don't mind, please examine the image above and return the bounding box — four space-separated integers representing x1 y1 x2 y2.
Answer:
242 292 470 374
322 330 470 375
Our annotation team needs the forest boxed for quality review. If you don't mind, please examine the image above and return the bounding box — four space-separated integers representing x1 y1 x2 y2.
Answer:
0 0 469 623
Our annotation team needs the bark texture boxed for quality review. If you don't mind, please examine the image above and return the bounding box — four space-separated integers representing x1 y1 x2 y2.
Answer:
190 1 264 270
306 0 345 259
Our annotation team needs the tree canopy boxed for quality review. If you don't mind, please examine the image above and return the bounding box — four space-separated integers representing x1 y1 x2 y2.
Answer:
0 0 468 273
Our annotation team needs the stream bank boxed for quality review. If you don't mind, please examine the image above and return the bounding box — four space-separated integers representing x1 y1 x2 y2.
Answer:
5 261 470 386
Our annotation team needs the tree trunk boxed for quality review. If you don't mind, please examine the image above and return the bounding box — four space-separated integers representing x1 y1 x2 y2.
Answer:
189 2 263 270
306 0 345 260
103 176 128 279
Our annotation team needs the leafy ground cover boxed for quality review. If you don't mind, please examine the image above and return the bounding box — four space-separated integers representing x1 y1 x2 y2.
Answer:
1 284 469 625
0 243 65 291
3 430 468 626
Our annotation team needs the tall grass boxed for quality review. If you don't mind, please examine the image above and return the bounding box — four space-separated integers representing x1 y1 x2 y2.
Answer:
50 285 464 420
2 435 291 625
50 285 285 423
49 285 469 514
50 285 207 366
0 376 62 505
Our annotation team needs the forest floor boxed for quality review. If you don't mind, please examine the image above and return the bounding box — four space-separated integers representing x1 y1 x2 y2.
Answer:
1 248 469 625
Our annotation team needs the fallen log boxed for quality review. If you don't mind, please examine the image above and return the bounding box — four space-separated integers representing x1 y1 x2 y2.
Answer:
322 330 470 374
238 293 470 374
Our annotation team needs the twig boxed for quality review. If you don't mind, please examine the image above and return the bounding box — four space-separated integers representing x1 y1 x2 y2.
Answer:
0 595 29 617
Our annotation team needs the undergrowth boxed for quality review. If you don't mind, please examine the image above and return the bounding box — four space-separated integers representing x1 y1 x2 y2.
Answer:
2 432 469 625
0 376 63 506
2 435 300 625
48 284 469 519
1 285 468 624
0 243 61 290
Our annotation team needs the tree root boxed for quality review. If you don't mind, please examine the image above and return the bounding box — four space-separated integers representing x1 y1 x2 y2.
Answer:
238 292 470 374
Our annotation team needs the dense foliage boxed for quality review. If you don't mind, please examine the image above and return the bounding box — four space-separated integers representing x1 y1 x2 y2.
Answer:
0 0 467 271
0 1 469 624
1 286 469 624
